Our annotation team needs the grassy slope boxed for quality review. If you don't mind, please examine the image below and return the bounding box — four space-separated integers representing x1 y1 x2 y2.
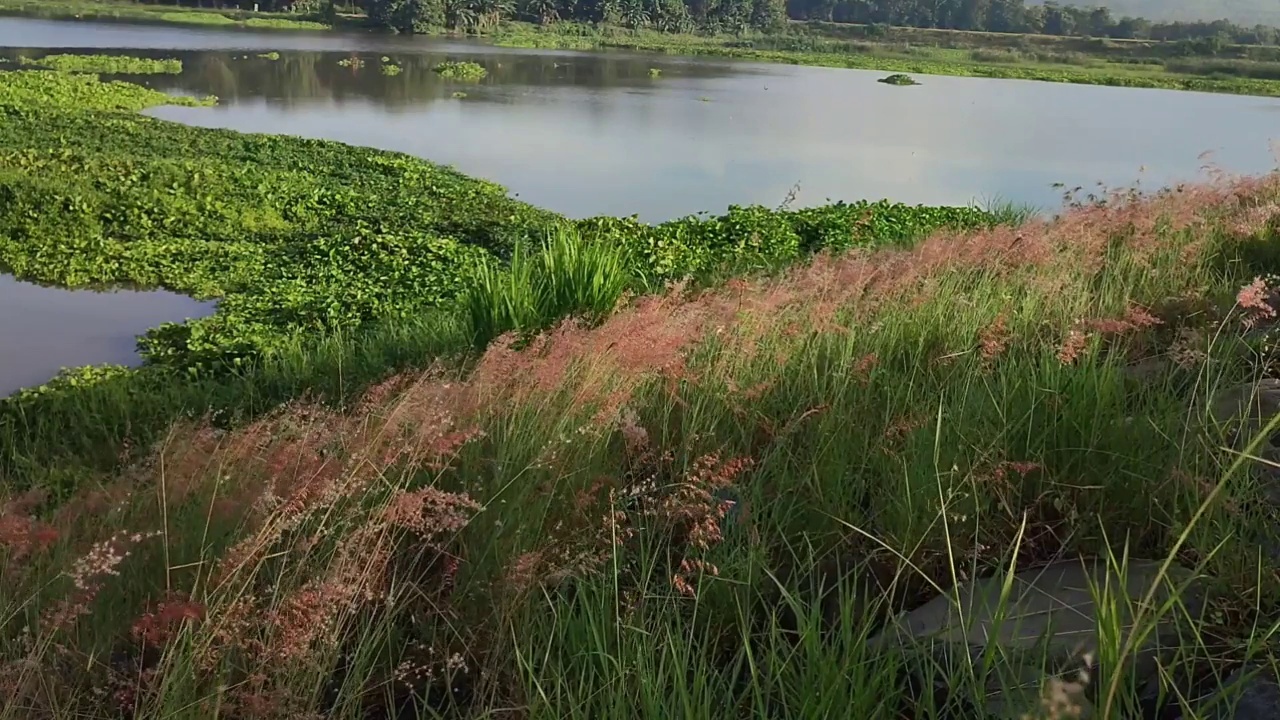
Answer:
5 161 1280 718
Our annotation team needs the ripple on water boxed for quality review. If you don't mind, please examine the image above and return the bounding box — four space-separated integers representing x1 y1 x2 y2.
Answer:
0 275 214 397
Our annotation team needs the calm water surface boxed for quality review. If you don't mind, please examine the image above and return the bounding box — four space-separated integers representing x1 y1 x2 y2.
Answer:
2 15 1280 394
0 276 212 397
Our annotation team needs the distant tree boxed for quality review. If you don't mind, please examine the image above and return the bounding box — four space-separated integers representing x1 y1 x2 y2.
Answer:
369 0 442 31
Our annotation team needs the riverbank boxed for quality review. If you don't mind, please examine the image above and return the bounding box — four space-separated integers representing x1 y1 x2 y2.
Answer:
5 55 1280 720
492 23 1280 96
6 0 1280 97
0 0 339 31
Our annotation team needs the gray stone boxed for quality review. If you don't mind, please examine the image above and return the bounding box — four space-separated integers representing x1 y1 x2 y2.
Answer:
870 558 1205 712
1177 665 1280 720
1208 380 1280 504
1209 379 1280 451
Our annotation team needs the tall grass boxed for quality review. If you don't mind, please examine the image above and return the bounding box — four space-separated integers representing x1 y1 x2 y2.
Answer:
6 175 1280 718
463 226 634 347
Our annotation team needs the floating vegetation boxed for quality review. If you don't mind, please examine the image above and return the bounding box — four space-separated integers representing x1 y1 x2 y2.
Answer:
381 63 403 76
432 60 487 81
878 73 921 85
648 67 662 78
338 56 365 69
451 90 468 98
17 53 183 75
258 51 281 61
0 70 212 112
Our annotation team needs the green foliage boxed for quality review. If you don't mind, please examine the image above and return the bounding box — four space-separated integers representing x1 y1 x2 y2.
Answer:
17 53 183 75
0 70 212 112
258 51 283 61
369 0 444 32
577 200 997 283
432 60 489 80
0 73 558 377
337 56 366 68
648 67 662 77
878 72 920 85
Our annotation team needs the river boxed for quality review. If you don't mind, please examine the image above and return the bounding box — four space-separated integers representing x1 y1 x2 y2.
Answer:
1 15 1278 395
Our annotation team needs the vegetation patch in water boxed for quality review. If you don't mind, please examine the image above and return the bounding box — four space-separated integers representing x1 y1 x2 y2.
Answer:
451 90 467 98
17 53 182 75
337 56 365 69
878 72 919 85
381 63 402 76
0 70 212 112
258 51 281 61
648 67 662 78
432 60 488 81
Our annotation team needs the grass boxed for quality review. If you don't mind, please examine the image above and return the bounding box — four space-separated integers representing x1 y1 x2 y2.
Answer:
6 169 1280 718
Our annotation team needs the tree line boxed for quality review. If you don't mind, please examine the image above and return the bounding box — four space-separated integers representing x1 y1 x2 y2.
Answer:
150 0 1280 45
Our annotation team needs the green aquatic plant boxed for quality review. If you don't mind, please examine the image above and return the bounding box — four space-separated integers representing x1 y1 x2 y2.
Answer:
0 70 212 112
14 53 180 75
258 51 282 61
338 56 366 69
381 63 403 76
878 72 920 85
432 60 488 81
244 16 329 30
648 67 662 77
17 53 183 75
451 90 468 98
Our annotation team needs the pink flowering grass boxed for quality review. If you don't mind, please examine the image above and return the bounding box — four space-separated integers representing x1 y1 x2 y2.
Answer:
6 173 1280 718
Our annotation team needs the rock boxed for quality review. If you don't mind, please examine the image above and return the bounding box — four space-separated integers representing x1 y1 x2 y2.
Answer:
1123 356 1171 383
1177 665 1280 720
1209 379 1280 450
1208 380 1280 504
869 558 1205 714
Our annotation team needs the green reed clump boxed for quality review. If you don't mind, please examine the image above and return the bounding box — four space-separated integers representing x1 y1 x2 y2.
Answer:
432 60 488 80
18 53 183 74
258 51 282 61
380 62 402 76
463 226 633 347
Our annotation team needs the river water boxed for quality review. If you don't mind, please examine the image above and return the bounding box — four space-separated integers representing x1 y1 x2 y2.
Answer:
1 15 1279 395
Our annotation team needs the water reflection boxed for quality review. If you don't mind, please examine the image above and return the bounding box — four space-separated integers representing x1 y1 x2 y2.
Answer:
0 275 213 397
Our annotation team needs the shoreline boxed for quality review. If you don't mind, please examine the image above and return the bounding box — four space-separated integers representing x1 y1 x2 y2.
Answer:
4 1 1280 97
